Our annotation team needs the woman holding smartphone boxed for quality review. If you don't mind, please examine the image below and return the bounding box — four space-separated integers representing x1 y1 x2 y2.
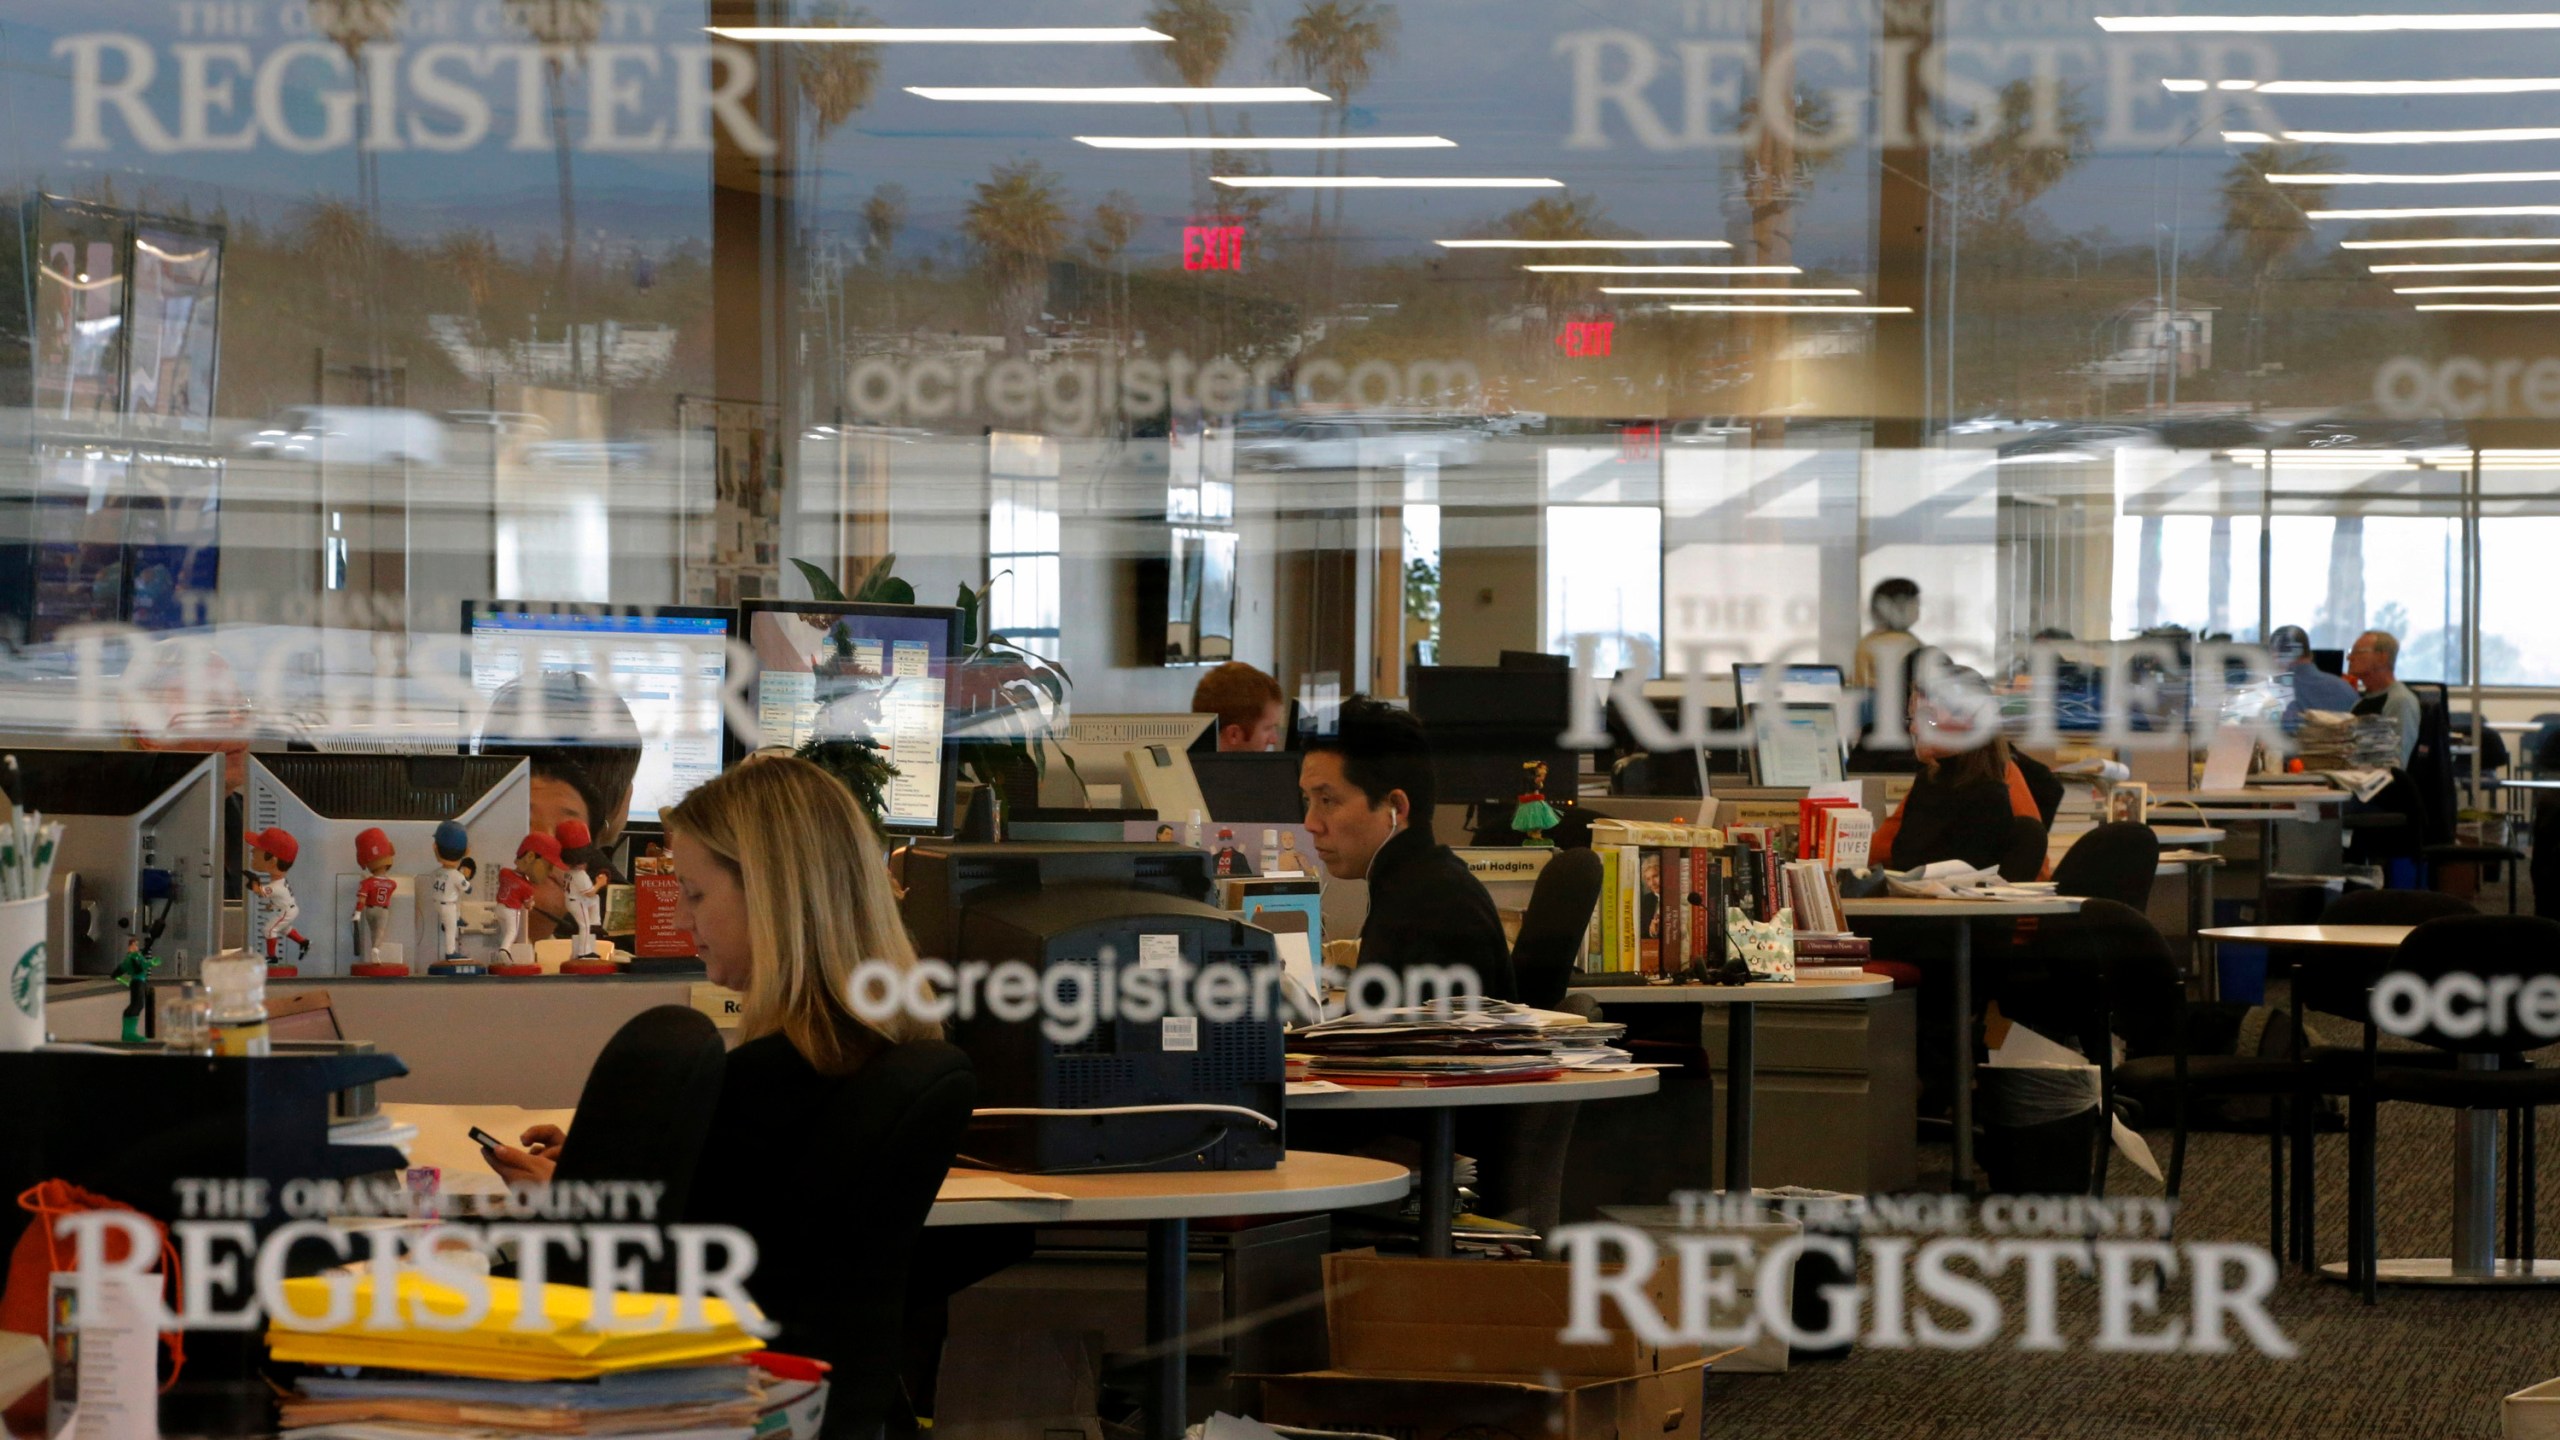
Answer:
486 752 972 1438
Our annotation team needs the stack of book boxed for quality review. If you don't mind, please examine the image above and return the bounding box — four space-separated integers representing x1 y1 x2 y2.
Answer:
1584 818 1722 978
266 1272 822 1440
1289 1002 1633 1087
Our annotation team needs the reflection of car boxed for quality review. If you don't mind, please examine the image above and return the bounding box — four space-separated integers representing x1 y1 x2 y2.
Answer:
1669 416 1751 444
444 410 551 438
2280 415 2467 451
1481 409 1547 436
1995 424 2161 460
1237 417 1485 470
241 406 445 466
1948 414 2057 436
2156 416 2268 450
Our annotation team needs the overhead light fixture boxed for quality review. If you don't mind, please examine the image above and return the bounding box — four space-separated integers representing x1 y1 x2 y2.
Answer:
2394 284 2560 292
1435 238 1735 249
2274 170 2560 185
2344 237 2560 248
1600 286 1862 296
2164 78 2211 91
2099 13 2560 32
2259 77 2560 94
1213 176 1560 188
907 85 1328 102
710 25 1169 41
2313 205 2560 219
2414 302 2560 310
1667 303 1912 313
2223 131 2279 143
1526 264 1804 274
2278 126 2560 144
1077 135 1453 149
2371 260 2560 272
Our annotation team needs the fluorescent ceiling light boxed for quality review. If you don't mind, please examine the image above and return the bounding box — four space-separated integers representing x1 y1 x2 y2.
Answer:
2394 284 2560 292
2223 131 2278 143
908 85 1327 102
2164 78 2210 91
711 25 1169 41
1600 286 1862 296
2371 260 2560 271
1078 135 1452 149
2313 205 2560 219
1435 239 1735 249
1213 176 1560 188
2280 127 2560 144
2344 237 2560 248
1526 264 1804 274
2415 302 2560 310
2099 13 2560 32
2260 77 2560 94
1667 304 1912 313
2275 170 2560 185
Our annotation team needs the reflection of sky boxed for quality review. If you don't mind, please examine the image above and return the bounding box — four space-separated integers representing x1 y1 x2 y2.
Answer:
16 0 2560 266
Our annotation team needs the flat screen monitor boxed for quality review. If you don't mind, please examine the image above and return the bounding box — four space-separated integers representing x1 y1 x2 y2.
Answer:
741 600 965 837
1046 714 1218 809
1731 662 1847 707
1407 665 1579 809
463 602 735 824
1749 703 1847 787
1193 751 1307 824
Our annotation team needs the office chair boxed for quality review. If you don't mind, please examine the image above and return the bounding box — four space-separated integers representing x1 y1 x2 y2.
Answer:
2347 915 2560 1302
1514 847 1606 1008
1999 814 2049 884
2051 822 2160 912
1999 900 2183 1199
2013 751 2066 828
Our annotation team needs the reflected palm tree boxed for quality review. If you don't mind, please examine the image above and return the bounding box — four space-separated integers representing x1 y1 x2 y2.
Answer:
2220 144 2336 397
439 229 503 339
965 162 1069 352
506 0 604 384
1144 0 1242 214
795 6 883 420
312 0 403 362
1281 0 1397 245
862 183 907 330
1086 192 1142 338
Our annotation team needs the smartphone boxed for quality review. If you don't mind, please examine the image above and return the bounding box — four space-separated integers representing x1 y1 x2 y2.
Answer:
468 1126 506 1152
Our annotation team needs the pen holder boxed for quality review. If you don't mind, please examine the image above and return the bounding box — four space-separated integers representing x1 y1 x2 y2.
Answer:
0 894 48 1051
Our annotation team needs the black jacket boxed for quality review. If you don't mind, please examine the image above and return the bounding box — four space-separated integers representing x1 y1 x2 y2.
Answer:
687 1031 975 1438
1887 772 2017 873
1357 825 1517 1002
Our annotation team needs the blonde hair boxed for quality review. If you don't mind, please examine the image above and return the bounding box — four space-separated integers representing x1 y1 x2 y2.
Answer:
664 752 934 1072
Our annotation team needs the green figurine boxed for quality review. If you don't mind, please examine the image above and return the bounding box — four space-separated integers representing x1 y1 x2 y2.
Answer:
1511 761 1562 847
114 939 162 1042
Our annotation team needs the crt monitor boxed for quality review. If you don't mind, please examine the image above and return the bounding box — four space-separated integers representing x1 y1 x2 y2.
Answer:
740 600 965 837
1044 714 1217 809
1407 665 1579 809
463 602 734 824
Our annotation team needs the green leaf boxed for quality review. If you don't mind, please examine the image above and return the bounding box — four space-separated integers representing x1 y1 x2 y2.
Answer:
872 577 916 606
954 582 980 647
792 558 847 603
852 552 899 600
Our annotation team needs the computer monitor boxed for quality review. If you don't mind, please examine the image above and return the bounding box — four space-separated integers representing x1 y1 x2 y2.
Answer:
1731 662 1848 707
1499 650 1570 672
1193 751 1307 824
1407 665 1579 809
462 602 735 824
245 753 532 976
12 749 224 978
740 600 964 837
1749 704 1847 787
1045 714 1217 809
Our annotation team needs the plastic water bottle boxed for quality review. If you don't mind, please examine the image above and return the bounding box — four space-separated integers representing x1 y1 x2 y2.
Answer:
202 949 270 1057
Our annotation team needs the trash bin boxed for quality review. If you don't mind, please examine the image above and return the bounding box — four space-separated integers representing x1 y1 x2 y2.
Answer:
1976 1063 2101 1196
1764 1187 1861 1362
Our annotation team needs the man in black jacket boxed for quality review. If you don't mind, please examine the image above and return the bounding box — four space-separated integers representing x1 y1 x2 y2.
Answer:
1301 697 1517 1003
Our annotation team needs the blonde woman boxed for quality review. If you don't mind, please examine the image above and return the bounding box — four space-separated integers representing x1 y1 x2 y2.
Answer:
488 753 972 1436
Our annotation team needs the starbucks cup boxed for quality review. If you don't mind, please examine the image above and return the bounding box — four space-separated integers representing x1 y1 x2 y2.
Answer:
0 895 48 1051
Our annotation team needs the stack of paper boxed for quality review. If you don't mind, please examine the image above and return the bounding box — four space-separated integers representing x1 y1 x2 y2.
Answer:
1287 1002 1634 1085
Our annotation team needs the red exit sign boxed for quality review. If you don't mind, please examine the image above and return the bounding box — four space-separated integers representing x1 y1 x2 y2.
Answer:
1183 224 1246 271
1556 319 1614 357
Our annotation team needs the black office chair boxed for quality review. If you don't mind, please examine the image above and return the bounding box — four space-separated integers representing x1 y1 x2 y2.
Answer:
1998 814 2049 883
2013 750 2066 828
551 1005 729 1224
2348 915 2560 1302
1514 847 1606 1007
1998 900 2183 1198
2052 821 2160 912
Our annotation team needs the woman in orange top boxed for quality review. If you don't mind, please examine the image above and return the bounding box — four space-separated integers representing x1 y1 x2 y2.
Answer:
1872 683 2045 876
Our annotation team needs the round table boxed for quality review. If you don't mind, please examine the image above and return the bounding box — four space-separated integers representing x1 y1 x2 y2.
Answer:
2199 924 2560 1288
1288 1068 1659 1257
1571 974 1893 1194
930 1151 1411 1440
1842 896 2086 1193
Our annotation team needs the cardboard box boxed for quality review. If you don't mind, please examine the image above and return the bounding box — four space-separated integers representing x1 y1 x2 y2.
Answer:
2508 1377 2560 1439
1245 1252 1719 1440
1597 1206 1796 1373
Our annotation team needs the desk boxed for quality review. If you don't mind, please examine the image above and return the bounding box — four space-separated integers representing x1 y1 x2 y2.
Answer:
2199 925 2560 1287
1287 1069 1657 1257
2151 787 2350 825
1841 897 2084 1193
931 1151 1410 1440
1571 975 1892 1194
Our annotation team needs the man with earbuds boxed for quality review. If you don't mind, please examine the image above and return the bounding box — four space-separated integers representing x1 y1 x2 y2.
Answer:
1301 696 1516 1002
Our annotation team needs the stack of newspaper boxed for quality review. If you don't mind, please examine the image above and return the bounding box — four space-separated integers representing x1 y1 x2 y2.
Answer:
1288 1002 1633 1086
